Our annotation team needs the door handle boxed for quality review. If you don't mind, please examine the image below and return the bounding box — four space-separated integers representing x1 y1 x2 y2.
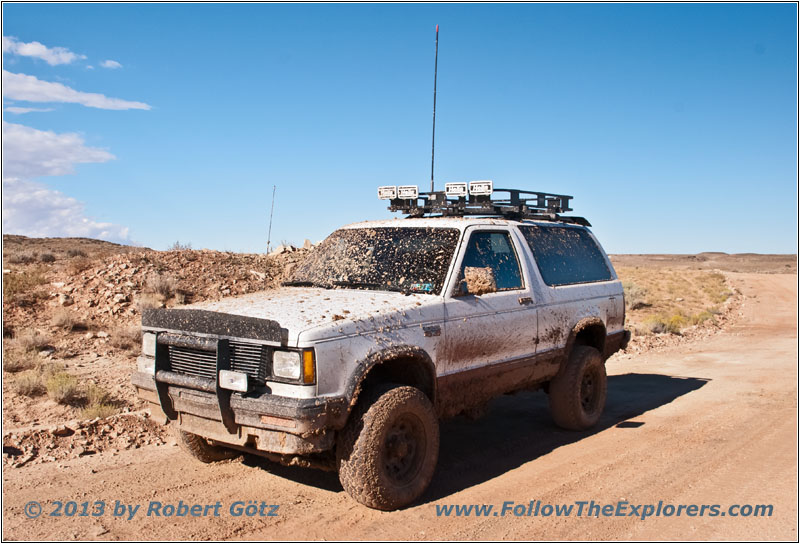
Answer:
518 296 532 305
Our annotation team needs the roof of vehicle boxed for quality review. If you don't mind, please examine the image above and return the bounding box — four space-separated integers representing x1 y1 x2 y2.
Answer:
340 216 591 231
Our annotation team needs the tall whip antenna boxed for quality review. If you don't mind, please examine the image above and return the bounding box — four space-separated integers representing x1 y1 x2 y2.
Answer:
430 24 439 193
266 185 276 251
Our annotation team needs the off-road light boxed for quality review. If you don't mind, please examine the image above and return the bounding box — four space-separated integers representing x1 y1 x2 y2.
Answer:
219 370 248 392
397 185 419 200
445 182 468 197
142 332 156 358
137 356 155 375
378 186 397 200
273 350 302 381
302 349 316 384
469 180 493 196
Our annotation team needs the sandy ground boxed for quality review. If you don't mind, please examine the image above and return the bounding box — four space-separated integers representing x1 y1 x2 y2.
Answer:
2 272 797 541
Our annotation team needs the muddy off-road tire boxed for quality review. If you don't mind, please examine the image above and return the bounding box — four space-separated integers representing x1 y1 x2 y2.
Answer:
549 345 607 431
336 384 439 511
176 430 238 463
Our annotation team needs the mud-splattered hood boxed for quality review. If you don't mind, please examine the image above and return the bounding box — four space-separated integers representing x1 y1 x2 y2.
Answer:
190 287 437 345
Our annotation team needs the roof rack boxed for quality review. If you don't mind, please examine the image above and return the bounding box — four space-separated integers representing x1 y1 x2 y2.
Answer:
378 182 591 226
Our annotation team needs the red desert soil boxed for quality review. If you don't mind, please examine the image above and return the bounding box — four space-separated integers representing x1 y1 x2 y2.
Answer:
2 244 797 541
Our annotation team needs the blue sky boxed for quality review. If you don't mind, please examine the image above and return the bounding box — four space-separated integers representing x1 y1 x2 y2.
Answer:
2 3 797 254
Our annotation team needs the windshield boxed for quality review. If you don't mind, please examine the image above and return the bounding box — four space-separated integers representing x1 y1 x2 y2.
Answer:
288 227 460 295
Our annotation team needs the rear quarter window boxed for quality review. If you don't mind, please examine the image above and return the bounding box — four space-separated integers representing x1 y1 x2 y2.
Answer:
518 225 613 286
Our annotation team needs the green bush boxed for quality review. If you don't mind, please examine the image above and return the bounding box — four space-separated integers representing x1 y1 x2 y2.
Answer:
46 372 82 405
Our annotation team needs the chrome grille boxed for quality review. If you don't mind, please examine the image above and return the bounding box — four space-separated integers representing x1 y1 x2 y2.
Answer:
167 345 216 380
230 341 269 381
165 340 268 382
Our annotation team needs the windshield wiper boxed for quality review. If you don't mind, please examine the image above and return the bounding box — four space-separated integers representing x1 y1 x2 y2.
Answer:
281 280 331 289
332 281 410 294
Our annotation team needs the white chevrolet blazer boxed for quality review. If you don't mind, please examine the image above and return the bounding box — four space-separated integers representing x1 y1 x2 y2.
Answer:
133 184 629 511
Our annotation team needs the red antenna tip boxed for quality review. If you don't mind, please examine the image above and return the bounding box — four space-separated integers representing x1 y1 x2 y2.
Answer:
436 24 439 32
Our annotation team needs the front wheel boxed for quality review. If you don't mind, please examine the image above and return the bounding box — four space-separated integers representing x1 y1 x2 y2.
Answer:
549 345 607 430
176 429 239 463
336 384 439 510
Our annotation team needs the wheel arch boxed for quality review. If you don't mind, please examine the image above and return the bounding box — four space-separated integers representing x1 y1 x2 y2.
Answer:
564 317 607 362
343 346 437 421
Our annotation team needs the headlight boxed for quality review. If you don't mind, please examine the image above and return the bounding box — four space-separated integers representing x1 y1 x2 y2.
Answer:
272 351 301 380
142 332 156 358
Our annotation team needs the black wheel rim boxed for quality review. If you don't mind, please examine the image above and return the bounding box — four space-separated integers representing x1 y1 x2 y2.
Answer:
580 367 600 415
383 414 426 485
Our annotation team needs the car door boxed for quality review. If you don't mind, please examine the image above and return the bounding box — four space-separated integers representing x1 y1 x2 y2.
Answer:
441 227 538 377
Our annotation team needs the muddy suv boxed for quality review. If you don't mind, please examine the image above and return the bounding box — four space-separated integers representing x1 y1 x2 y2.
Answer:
132 183 629 510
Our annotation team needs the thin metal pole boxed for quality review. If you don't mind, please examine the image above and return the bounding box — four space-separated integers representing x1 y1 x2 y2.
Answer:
430 24 439 193
266 185 276 251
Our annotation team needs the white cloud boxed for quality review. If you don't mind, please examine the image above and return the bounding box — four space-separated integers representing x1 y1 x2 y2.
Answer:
2 35 86 65
2 178 130 243
100 59 122 69
2 70 151 110
3 106 55 114
2 121 115 179
1 122 130 243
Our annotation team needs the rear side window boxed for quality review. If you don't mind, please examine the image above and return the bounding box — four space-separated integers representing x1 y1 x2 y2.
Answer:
519 225 612 286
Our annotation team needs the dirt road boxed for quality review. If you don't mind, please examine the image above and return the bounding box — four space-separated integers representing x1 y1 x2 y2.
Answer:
3 273 796 540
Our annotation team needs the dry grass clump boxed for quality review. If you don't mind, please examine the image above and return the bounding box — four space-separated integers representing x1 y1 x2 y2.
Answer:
6 251 37 264
51 309 86 331
46 371 82 405
145 273 178 298
39 252 56 263
81 383 118 419
110 327 141 351
14 330 51 353
2 348 38 373
66 249 87 258
622 281 649 310
168 241 192 251
14 371 46 397
67 256 93 275
3 269 47 297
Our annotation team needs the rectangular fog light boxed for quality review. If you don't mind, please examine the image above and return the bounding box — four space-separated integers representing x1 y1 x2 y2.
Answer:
469 180 493 196
397 185 419 199
378 186 397 200
219 370 248 392
445 182 468 197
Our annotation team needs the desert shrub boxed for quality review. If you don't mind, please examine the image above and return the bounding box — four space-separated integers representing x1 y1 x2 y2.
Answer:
46 372 82 405
622 281 649 310
136 292 163 311
701 272 732 304
14 371 46 397
3 270 47 297
643 314 686 335
85 383 111 406
81 383 118 419
110 327 141 351
145 273 178 298
67 249 87 258
14 330 51 352
51 309 86 331
2 348 37 372
690 310 716 325
39 253 56 263
81 403 118 419
6 251 37 264
67 256 93 275
168 241 192 251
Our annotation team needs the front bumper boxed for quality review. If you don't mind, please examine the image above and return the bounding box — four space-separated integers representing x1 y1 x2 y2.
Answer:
132 371 347 455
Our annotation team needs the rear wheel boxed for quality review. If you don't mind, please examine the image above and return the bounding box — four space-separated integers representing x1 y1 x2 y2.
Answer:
549 345 607 430
337 384 439 511
176 429 238 463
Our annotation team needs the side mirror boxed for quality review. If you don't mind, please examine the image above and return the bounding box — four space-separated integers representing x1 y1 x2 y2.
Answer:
458 266 498 296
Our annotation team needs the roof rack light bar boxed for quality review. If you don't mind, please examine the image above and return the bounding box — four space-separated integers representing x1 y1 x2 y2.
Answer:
377 184 589 226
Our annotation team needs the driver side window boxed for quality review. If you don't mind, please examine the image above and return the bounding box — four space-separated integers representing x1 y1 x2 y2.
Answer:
460 231 523 291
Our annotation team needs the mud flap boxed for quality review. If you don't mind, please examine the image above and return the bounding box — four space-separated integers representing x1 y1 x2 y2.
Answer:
215 339 237 434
